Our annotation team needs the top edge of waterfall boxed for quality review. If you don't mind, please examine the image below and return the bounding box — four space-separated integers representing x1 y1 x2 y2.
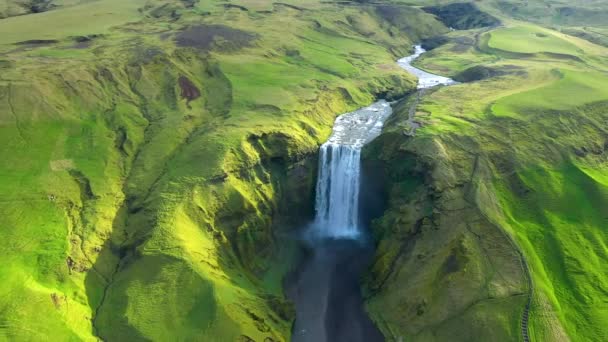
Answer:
324 99 392 148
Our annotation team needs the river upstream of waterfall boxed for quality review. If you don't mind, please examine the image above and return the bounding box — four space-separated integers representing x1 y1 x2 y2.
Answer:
285 46 455 342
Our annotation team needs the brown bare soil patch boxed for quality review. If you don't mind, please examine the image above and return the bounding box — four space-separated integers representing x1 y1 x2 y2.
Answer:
178 76 201 102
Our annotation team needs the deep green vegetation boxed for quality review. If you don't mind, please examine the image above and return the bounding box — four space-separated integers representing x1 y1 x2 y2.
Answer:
364 3 608 340
1 0 608 341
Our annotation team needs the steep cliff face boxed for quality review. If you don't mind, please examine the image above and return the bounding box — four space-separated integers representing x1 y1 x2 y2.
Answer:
362 98 528 341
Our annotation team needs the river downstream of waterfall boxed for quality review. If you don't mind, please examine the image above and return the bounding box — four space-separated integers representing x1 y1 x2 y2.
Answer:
286 45 455 342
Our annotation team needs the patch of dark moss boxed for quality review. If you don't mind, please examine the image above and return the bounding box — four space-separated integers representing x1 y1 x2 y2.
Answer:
71 34 104 43
175 25 257 52
29 0 56 13
507 173 533 198
453 65 525 83
15 39 59 46
420 35 449 50
181 0 198 8
439 241 469 278
248 104 282 116
224 4 248 11
555 6 608 26
132 47 165 64
201 63 233 116
264 295 295 321
69 34 104 49
375 5 418 28
423 3 500 30
562 28 608 48
0 60 12 69
159 32 173 41
146 3 182 20
68 170 97 203
274 3 306 11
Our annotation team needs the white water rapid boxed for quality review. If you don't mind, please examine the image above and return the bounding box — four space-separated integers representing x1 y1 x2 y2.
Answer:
397 45 457 89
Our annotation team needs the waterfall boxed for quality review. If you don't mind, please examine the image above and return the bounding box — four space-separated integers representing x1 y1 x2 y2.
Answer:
309 100 392 239
312 143 362 238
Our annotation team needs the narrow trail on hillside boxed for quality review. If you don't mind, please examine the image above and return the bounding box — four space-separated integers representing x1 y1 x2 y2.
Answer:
519 244 534 342
396 45 455 136
403 89 425 136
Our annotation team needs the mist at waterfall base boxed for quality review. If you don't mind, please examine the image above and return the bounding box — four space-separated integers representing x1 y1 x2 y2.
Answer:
286 101 391 342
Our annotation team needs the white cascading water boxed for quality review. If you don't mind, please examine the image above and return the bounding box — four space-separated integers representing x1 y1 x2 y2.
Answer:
310 100 392 239
313 144 362 238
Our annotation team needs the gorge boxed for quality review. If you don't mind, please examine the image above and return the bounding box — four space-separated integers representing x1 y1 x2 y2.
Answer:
288 46 456 342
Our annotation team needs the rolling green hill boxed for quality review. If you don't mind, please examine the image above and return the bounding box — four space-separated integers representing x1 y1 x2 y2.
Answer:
1 0 608 341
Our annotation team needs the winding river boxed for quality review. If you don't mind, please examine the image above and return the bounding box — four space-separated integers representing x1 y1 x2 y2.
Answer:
287 45 455 342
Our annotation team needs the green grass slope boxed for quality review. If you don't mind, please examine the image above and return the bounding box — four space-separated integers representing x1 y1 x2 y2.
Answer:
0 0 447 340
366 16 608 341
